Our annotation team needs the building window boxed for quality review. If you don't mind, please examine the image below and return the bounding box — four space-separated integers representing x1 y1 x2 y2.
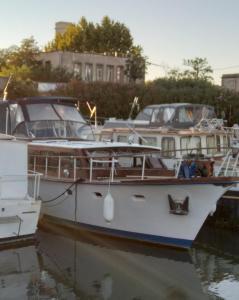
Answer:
162 137 175 158
106 65 114 82
85 63 93 81
96 64 104 81
116 66 124 82
73 63 82 78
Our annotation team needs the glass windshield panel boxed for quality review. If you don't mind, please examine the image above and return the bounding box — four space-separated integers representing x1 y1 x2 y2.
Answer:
27 104 59 121
135 108 153 121
53 104 85 122
178 107 194 123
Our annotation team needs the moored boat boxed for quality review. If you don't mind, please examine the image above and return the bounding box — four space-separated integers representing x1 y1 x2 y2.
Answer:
0 134 41 244
29 139 239 248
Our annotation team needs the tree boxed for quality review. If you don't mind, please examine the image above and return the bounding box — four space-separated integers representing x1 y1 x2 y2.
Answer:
183 57 213 81
125 46 147 82
45 16 133 56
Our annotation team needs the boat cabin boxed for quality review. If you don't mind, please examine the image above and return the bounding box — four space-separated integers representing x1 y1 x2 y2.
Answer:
101 103 231 161
0 96 93 140
28 141 175 182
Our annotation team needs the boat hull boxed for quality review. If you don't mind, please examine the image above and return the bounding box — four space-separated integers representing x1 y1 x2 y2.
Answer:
40 179 229 248
0 200 41 241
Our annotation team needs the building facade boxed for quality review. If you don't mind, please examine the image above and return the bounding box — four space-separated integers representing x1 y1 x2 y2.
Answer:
221 74 239 92
38 51 129 83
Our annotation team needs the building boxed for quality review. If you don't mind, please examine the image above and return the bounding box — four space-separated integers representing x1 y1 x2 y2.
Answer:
38 21 130 84
38 51 128 83
221 74 239 92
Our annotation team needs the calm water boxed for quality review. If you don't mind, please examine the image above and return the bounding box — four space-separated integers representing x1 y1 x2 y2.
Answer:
0 225 239 300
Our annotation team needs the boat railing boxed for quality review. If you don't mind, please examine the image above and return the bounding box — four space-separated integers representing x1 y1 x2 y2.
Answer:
215 150 239 177
0 172 41 201
29 153 158 182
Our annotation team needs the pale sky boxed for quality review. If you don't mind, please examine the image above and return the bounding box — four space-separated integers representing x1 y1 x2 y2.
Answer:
0 0 239 84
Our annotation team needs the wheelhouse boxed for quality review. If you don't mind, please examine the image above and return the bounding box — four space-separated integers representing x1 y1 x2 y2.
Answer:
135 103 216 128
0 96 93 139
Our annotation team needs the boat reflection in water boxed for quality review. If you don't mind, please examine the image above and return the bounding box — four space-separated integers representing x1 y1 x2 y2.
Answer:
36 224 206 300
0 226 208 299
192 227 239 300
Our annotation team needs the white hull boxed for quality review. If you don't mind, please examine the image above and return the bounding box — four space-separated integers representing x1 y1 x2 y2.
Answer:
40 179 228 248
0 199 41 242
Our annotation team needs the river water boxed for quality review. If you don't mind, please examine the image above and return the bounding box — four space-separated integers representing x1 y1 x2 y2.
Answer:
0 224 239 300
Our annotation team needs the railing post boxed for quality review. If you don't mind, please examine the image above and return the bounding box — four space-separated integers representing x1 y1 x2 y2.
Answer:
111 158 115 182
141 155 145 180
74 158 76 181
58 156 61 179
90 158 93 182
33 156 36 172
45 156 48 176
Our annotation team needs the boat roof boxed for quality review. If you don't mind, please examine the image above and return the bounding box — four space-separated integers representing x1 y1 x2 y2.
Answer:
144 103 213 109
0 96 79 105
30 140 161 151
0 133 16 140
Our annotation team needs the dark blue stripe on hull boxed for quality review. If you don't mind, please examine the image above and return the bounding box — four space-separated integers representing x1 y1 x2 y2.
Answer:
78 222 193 249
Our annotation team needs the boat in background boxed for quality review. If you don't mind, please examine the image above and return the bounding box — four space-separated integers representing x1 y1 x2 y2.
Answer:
29 139 239 249
0 134 41 244
101 103 234 167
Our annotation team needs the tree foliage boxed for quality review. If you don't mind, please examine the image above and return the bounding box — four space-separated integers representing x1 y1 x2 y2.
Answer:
45 16 133 56
167 57 213 82
125 46 147 83
183 57 213 81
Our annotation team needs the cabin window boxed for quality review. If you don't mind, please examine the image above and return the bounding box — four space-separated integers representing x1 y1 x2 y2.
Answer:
178 107 194 123
117 135 128 143
180 136 201 156
53 104 85 122
161 137 175 158
223 135 230 154
27 104 59 121
216 135 221 152
135 108 153 121
206 136 216 155
152 107 175 124
141 136 157 147
0 105 10 134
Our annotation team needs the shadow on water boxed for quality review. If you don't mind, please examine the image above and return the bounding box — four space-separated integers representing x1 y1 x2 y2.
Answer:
0 222 208 300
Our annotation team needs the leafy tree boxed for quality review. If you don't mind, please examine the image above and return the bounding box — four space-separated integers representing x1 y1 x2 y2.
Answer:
125 46 147 82
45 16 133 56
183 57 213 81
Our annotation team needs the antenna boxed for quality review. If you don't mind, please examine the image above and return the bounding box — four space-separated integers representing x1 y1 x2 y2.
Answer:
128 97 139 120
2 74 13 101
86 101 97 129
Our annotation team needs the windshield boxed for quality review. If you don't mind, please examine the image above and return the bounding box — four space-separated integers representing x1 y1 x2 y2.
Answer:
14 120 93 139
12 103 93 139
26 103 85 122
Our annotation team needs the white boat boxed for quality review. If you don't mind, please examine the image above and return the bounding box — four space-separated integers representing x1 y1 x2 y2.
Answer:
0 134 41 244
101 103 234 168
29 139 239 249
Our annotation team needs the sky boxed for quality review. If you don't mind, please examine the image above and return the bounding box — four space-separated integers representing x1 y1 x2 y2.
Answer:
0 0 239 84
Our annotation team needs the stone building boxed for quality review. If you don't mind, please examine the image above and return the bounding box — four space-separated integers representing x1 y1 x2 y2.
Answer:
38 21 130 84
221 74 239 92
38 51 128 83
